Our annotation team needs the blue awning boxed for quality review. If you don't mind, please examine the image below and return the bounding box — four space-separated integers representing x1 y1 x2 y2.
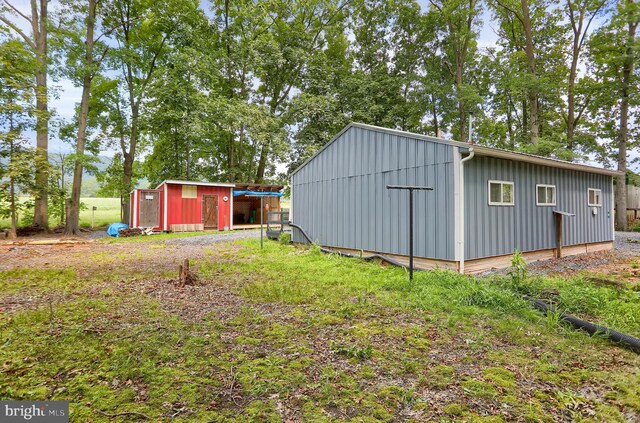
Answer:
233 190 282 197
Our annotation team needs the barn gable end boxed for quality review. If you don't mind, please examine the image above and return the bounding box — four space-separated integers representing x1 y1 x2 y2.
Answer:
291 124 457 261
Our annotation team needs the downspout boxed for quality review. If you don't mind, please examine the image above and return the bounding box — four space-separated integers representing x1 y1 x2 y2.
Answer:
458 147 475 274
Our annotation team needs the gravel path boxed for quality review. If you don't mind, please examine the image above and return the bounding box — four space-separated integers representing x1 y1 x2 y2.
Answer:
166 229 261 246
614 231 640 254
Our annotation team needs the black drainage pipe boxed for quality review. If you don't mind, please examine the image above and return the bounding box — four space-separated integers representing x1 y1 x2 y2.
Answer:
288 222 414 270
526 297 640 353
289 222 640 354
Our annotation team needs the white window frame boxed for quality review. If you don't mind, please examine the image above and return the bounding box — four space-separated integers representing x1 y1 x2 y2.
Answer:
588 188 602 207
488 180 515 206
536 184 556 206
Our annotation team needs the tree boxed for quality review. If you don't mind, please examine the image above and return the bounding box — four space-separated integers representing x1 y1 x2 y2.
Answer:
53 0 110 235
564 0 608 149
49 152 72 226
252 0 348 183
96 153 140 221
489 0 566 150
0 0 51 228
99 0 199 224
589 0 639 230
428 0 482 142
0 37 38 238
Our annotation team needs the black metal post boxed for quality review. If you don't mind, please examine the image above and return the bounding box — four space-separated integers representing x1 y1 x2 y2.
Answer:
260 196 264 249
386 185 434 282
409 188 414 281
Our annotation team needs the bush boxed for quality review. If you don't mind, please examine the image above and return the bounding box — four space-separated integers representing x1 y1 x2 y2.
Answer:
278 232 291 245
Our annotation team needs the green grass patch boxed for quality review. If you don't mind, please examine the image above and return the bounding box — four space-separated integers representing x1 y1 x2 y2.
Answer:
0 269 79 298
2 236 639 421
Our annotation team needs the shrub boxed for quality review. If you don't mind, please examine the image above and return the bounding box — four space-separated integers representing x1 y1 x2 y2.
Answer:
278 232 291 245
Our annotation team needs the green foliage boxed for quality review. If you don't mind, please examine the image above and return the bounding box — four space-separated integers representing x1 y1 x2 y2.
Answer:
96 154 142 220
278 231 291 245
507 249 528 290
0 37 50 234
330 342 374 360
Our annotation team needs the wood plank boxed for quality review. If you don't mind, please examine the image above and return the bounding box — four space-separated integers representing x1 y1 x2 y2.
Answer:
170 224 204 233
464 241 614 274
587 241 613 252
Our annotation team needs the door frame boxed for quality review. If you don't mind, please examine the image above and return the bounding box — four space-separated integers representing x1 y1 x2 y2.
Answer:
138 189 161 228
202 194 218 230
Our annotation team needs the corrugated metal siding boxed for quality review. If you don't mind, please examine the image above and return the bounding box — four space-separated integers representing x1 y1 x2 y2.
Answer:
464 156 614 260
291 126 455 260
165 183 232 230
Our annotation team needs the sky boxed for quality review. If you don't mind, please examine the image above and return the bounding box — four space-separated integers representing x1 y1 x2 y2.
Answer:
4 0 633 172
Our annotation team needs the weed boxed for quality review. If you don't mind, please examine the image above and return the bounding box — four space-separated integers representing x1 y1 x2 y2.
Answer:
507 249 528 290
419 364 455 389
278 232 291 245
461 378 498 398
330 342 373 360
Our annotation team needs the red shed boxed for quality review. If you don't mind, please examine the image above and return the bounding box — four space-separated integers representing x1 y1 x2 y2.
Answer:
129 180 235 231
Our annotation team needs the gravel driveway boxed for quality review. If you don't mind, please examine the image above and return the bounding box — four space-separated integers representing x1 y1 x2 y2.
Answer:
614 231 640 254
166 229 261 246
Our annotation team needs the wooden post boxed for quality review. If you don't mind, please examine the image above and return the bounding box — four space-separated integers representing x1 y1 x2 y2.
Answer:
555 213 563 258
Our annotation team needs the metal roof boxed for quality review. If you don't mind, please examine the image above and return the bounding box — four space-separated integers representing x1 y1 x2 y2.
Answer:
291 122 622 177
234 183 284 192
156 180 236 189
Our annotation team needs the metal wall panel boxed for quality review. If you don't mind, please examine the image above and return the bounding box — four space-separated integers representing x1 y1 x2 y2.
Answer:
464 156 614 260
292 126 456 260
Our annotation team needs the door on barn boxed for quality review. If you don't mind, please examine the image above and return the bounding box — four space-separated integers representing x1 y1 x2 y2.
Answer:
139 190 160 227
203 195 218 230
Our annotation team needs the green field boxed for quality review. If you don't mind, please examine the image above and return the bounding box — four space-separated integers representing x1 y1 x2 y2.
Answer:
0 197 123 229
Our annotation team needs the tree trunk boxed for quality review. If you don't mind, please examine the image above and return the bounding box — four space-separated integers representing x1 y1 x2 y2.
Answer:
432 102 440 138
456 63 467 143
31 0 49 229
520 0 539 145
255 140 269 184
122 153 134 224
235 124 246 181
566 3 581 149
65 0 96 236
615 8 638 231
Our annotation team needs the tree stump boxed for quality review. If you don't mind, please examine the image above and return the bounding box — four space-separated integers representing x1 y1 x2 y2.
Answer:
177 259 197 287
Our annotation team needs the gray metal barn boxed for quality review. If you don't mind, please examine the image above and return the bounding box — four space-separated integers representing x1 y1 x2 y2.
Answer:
290 123 620 274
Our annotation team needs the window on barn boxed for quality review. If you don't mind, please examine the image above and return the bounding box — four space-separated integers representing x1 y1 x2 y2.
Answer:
588 188 602 207
488 180 514 206
536 184 556 206
182 185 197 199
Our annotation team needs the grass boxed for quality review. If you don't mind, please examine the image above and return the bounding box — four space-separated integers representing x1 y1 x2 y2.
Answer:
0 197 122 229
78 197 122 227
1 237 639 421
